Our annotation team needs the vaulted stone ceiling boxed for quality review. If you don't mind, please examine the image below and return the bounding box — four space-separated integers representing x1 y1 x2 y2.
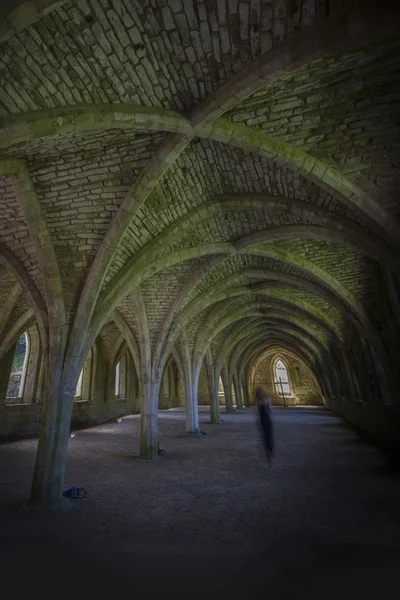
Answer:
0 0 400 502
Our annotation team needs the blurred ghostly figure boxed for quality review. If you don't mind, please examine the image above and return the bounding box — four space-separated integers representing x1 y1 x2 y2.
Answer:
255 385 274 462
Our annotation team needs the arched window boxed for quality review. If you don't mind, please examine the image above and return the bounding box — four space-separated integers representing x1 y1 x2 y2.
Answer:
75 369 83 397
274 359 291 396
115 353 128 399
7 332 30 398
115 361 121 396
74 347 94 401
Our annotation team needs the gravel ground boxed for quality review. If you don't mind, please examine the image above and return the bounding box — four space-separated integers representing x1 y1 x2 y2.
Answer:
0 406 399 599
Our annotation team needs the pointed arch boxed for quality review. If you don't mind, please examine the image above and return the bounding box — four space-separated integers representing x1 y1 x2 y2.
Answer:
272 357 292 397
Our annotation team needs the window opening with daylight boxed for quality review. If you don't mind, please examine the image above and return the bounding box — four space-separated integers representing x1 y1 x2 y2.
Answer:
7 332 29 398
75 369 83 396
115 361 120 396
274 359 291 396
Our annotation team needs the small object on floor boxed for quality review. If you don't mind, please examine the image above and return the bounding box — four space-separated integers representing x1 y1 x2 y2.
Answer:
70 433 75 438
62 485 87 499
200 430 207 435
116 418 122 423
158 442 166 455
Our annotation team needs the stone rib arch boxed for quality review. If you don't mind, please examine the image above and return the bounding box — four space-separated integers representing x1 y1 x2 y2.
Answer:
0 243 48 349
0 309 35 363
223 321 322 381
227 326 320 387
0 105 191 150
0 160 66 333
200 120 400 242
0 282 21 339
206 301 336 381
88 194 400 311
112 310 142 386
173 277 338 340
93 239 369 341
188 307 325 386
193 308 325 380
152 260 341 376
3 2 397 148
189 284 344 366
91 186 399 329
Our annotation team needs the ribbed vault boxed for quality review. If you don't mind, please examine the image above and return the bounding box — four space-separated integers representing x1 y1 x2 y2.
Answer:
0 0 399 506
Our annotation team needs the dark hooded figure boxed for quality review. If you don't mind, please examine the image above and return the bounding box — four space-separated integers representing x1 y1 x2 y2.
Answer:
255 385 274 461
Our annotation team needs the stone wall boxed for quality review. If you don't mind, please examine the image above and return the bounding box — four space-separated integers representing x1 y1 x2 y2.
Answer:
326 396 400 459
0 393 141 442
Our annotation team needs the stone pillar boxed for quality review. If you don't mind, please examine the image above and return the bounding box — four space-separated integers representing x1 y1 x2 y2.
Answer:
140 376 160 459
170 364 178 406
179 328 200 434
209 372 221 424
234 374 243 409
222 370 234 413
201 352 221 424
243 382 251 407
126 353 137 412
185 380 200 434
30 353 78 506
158 372 166 408
131 288 159 459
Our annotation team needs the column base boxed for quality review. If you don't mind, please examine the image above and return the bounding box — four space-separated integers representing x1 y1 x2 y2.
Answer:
138 455 159 460
20 496 75 514
185 430 202 437
139 442 159 460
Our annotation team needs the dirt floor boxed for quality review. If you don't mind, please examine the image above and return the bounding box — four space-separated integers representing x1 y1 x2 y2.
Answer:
0 406 399 599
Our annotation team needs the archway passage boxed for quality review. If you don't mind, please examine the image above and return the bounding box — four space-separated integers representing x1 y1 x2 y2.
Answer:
0 0 399 505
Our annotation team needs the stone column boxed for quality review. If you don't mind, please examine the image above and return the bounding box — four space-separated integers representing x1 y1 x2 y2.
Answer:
209 367 221 424
233 373 243 410
179 328 200 434
30 353 78 506
184 379 200 434
132 288 159 459
243 382 251 408
222 370 234 413
158 371 166 409
170 364 178 406
140 376 160 459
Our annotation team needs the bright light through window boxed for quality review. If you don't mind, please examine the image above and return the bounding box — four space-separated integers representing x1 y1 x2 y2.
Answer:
7 332 29 398
275 359 291 395
75 369 83 396
115 361 120 396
